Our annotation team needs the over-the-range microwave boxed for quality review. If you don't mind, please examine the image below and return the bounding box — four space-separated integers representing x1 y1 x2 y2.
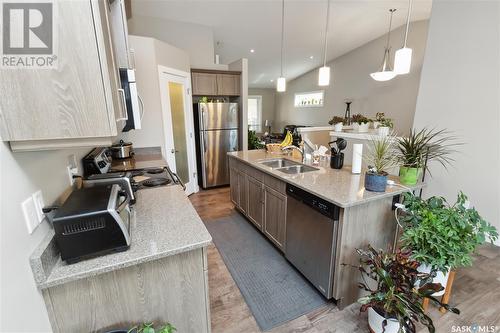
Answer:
119 68 143 132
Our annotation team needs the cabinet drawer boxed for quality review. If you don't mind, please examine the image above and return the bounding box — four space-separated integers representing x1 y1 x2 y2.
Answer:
264 174 286 194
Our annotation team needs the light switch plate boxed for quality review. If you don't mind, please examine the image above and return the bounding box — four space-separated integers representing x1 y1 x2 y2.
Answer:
21 196 39 234
32 190 45 222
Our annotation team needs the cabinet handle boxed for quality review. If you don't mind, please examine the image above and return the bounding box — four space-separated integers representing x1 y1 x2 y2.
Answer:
117 88 128 121
138 94 145 120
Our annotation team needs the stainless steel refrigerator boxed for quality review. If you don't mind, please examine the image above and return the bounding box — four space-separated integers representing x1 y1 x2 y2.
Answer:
194 103 239 188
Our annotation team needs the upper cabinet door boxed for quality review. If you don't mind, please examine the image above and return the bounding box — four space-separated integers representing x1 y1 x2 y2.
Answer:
191 73 218 96
216 74 240 96
0 0 114 142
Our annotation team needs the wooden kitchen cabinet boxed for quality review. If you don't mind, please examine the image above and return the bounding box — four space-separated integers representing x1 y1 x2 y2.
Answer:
216 74 240 96
237 172 248 214
191 70 241 96
0 0 127 151
229 167 239 207
246 176 264 230
191 72 218 96
264 186 287 251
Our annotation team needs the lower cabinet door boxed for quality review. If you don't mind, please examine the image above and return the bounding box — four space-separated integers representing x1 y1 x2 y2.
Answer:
246 176 264 230
264 186 287 251
229 167 239 207
237 172 248 214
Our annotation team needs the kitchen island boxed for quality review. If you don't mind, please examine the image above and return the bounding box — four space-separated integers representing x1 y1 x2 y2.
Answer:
228 149 424 308
30 185 212 333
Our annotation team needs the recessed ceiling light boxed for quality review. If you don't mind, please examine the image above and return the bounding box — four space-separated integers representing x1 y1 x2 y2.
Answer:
309 55 314 59
270 79 274 82
250 49 255 53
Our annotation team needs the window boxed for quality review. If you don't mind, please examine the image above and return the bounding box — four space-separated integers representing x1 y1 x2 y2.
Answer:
248 95 263 132
294 91 324 107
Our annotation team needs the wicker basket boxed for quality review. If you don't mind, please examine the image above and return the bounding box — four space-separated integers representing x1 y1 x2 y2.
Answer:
266 143 282 153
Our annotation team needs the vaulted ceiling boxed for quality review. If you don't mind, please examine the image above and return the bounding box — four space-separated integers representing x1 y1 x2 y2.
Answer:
132 0 432 88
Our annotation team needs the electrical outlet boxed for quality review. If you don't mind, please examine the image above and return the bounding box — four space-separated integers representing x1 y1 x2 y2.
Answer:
21 196 39 234
67 165 78 185
32 190 45 222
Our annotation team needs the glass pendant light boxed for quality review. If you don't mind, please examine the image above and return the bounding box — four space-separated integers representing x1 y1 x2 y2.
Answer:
371 9 397 82
277 0 286 92
318 0 331 86
394 0 413 74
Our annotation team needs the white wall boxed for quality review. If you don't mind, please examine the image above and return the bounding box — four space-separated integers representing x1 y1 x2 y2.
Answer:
248 88 276 133
0 143 90 332
228 58 249 150
274 20 429 135
413 1 500 243
128 15 227 70
120 36 190 155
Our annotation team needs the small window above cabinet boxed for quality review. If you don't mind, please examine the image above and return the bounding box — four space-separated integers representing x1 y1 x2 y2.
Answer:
0 0 131 151
191 70 241 96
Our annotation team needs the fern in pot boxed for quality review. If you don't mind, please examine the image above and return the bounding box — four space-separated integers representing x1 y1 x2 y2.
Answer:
328 116 345 132
396 128 457 185
363 133 398 192
397 192 498 295
355 246 459 333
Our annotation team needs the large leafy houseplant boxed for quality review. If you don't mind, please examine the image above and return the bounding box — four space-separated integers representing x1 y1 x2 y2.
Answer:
248 130 264 150
356 246 459 333
396 128 458 185
363 133 399 192
398 192 498 272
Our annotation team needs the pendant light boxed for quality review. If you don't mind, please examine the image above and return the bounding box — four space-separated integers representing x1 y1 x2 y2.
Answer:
394 0 413 74
370 9 397 82
318 0 331 86
276 0 286 92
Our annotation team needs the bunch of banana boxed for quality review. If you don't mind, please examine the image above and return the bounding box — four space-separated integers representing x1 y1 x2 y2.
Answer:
280 130 293 147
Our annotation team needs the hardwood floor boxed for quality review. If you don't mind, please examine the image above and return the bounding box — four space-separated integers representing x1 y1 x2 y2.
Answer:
189 187 500 333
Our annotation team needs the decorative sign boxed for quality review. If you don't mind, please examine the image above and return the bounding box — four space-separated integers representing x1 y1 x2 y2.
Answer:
294 91 324 108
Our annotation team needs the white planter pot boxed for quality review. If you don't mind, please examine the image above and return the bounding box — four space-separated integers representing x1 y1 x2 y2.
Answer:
368 307 400 333
333 123 343 132
352 122 359 131
372 121 380 129
417 264 450 296
377 126 389 137
358 123 369 133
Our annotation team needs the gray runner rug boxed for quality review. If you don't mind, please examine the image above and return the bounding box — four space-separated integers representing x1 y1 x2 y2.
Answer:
205 212 328 331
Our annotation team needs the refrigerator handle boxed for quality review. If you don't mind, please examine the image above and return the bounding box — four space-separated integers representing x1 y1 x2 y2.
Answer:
203 131 207 152
201 105 208 131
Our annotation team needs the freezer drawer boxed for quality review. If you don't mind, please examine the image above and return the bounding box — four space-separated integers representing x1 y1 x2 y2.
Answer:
200 129 238 188
199 103 238 130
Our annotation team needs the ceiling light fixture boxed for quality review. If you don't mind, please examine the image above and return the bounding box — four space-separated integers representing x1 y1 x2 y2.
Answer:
370 9 397 82
276 0 286 92
309 55 314 59
250 49 255 53
394 0 413 74
318 0 331 86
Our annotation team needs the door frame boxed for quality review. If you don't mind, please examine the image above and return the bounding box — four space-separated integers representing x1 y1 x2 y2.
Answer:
158 65 199 195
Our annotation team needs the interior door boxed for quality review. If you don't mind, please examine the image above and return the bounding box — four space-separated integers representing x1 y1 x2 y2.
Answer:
159 69 198 195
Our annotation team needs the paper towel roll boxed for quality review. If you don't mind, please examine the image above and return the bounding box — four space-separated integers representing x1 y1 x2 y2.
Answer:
352 144 363 174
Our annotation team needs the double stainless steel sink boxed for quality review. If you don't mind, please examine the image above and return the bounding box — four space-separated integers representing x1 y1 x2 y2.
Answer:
258 158 319 174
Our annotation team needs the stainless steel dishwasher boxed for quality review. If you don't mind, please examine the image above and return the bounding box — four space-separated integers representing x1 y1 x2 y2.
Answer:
285 184 340 299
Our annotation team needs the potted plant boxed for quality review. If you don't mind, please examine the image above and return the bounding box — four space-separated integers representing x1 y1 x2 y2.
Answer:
355 246 459 333
372 112 385 129
396 128 458 185
106 322 176 333
363 133 398 192
352 114 371 132
398 192 498 295
248 130 265 150
328 116 345 132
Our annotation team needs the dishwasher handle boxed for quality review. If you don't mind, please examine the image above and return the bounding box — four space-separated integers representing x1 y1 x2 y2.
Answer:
286 184 340 220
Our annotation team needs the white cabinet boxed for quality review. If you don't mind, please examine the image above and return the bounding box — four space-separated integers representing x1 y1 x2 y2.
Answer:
0 0 130 151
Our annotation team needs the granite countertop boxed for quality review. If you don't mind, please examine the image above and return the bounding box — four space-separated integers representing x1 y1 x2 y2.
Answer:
228 150 424 208
30 186 212 289
110 152 167 172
